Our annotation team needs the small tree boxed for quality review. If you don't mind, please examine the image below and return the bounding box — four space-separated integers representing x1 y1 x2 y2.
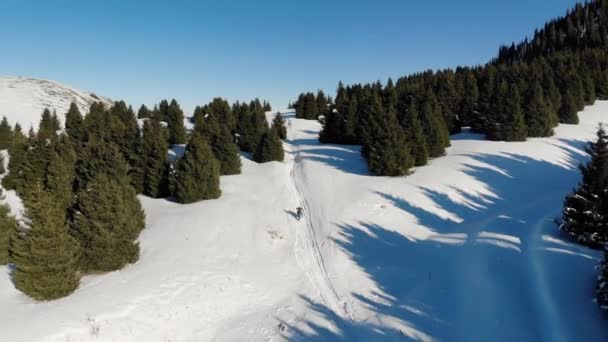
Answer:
10 184 81 300
597 252 608 311
271 112 287 140
0 116 13 150
254 129 284 163
0 200 16 265
174 134 221 204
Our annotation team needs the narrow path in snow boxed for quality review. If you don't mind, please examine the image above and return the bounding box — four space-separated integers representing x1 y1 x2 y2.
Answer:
284 118 352 321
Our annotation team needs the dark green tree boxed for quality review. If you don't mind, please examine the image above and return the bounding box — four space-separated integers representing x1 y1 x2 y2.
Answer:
141 119 169 198
65 103 85 143
0 116 13 150
271 112 287 140
0 199 16 265
254 129 284 163
174 134 221 204
166 99 186 145
72 174 145 272
10 184 81 300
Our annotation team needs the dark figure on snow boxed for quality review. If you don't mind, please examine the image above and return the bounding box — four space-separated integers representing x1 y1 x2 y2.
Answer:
296 207 303 220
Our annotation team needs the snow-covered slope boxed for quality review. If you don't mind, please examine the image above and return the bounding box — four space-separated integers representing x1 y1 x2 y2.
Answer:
1 100 608 341
0 76 112 130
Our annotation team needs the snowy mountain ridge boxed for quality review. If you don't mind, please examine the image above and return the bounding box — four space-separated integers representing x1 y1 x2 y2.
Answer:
0 76 112 130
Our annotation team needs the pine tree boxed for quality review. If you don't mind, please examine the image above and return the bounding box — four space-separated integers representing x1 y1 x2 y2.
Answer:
0 116 13 150
141 119 169 198
137 105 152 119
559 88 580 124
419 93 450 158
366 105 413 176
2 124 26 191
10 184 81 300
254 129 284 163
38 108 59 141
524 81 556 137
558 125 608 248
271 112 287 140
504 84 528 141
45 138 76 211
166 99 186 145
0 200 16 265
65 103 84 143
401 102 428 166
174 134 221 204
597 252 608 311
76 137 128 192
72 174 145 272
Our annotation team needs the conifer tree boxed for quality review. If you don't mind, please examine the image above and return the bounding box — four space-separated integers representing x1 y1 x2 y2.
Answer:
2 124 26 191
45 138 77 211
38 108 59 141
559 88 580 124
504 84 528 141
366 105 413 176
401 102 428 166
254 129 284 163
174 134 221 204
524 81 556 137
0 116 13 150
0 200 16 265
141 119 169 198
419 93 450 158
72 174 144 272
10 184 81 300
558 125 608 248
76 136 128 192
137 105 152 119
166 99 186 145
65 103 84 143
271 112 287 140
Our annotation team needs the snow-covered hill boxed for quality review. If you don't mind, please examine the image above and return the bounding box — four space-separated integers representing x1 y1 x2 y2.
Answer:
0 76 112 130
1 97 608 340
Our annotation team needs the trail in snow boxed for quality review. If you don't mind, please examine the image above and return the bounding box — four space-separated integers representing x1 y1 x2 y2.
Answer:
285 137 352 321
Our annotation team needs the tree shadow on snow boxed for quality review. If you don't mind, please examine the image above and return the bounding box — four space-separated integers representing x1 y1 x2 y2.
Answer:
286 138 369 176
281 139 608 341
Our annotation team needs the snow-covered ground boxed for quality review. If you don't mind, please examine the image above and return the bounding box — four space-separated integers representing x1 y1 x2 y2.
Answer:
1 93 608 340
0 76 112 130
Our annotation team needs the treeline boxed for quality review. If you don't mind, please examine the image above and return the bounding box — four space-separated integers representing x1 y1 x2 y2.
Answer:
0 96 284 300
497 0 608 63
292 90 331 120
293 1 608 176
557 126 608 310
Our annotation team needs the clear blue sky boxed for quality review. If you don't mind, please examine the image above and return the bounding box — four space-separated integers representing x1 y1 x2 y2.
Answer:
0 0 581 114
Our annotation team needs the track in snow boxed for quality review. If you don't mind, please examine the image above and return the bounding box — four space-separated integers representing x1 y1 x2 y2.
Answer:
285 136 352 321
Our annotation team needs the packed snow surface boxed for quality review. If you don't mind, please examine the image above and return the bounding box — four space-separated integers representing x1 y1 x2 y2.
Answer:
0 76 112 130
1 96 608 340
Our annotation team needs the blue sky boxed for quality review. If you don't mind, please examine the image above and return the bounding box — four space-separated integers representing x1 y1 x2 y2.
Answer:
0 0 581 113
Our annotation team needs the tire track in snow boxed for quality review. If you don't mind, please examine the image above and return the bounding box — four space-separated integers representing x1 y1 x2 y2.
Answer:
285 131 353 321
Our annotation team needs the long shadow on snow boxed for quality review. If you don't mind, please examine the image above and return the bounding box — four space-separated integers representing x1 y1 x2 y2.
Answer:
286 137 369 176
283 139 608 341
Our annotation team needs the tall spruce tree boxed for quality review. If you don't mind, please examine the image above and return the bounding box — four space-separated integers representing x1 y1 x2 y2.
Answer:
174 133 221 204
72 174 145 272
401 102 428 166
504 84 528 141
524 81 555 137
65 103 85 143
10 184 81 300
558 125 608 248
141 119 169 198
166 99 187 145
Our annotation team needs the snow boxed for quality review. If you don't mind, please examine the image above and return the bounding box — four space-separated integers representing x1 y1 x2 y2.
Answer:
0 88 608 340
0 76 112 130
